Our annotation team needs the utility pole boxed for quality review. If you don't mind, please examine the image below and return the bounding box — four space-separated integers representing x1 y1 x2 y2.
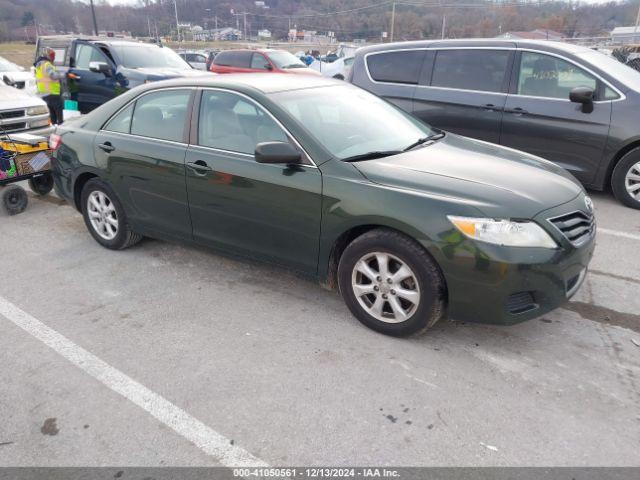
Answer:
634 3 640 43
174 0 180 42
441 15 446 39
390 2 396 42
243 11 247 42
147 17 152 38
89 0 99 36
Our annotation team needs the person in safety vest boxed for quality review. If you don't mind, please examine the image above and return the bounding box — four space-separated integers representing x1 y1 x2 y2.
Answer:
34 48 64 124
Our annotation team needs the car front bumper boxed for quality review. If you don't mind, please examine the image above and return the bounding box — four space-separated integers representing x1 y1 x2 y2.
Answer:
433 195 596 325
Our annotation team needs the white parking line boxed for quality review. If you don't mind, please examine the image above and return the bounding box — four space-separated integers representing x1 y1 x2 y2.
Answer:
598 228 640 242
0 295 268 468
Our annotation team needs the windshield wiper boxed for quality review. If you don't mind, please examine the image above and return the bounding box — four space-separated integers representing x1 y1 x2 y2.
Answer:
341 150 402 162
402 132 445 152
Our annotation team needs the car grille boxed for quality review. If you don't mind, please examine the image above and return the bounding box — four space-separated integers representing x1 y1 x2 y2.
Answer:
0 122 27 132
548 211 595 247
0 109 25 120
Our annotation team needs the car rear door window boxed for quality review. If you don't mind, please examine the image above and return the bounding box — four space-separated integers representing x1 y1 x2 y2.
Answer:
431 49 510 93
130 89 191 143
215 51 252 68
366 50 425 84
104 104 133 134
517 51 597 100
198 90 288 155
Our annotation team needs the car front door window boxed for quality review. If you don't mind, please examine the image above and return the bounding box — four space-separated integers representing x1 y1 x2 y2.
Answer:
198 90 291 156
75 44 108 69
517 52 597 100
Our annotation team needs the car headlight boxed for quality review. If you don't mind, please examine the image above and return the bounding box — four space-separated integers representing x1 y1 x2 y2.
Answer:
27 105 49 116
447 216 558 248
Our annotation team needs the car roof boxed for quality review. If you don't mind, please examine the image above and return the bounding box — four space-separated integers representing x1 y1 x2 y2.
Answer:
135 73 342 95
217 48 287 54
357 38 592 55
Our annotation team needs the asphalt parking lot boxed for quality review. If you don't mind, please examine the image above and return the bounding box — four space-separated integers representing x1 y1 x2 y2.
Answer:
0 187 639 467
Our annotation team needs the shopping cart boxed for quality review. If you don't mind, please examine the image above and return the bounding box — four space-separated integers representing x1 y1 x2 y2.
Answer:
0 134 54 215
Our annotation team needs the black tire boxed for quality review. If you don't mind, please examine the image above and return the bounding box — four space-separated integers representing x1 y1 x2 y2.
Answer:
2 184 28 215
80 178 143 250
611 147 640 210
333 74 344 80
337 228 447 337
28 173 54 196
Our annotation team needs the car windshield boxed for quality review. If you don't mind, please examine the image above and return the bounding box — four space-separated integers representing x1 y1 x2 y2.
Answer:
578 49 640 93
268 51 307 69
112 45 191 70
0 57 21 72
273 85 436 159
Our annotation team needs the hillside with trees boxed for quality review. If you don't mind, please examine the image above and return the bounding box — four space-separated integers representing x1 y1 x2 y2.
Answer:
0 0 638 42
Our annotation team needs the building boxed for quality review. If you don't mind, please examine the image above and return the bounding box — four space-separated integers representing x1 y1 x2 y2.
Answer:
611 26 640 45
288 29 336 44
498 29 565 41
258 29 271 40
193 27 242 41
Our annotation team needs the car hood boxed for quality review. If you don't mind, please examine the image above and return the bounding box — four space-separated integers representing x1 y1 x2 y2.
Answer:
132 67 209 78
0 83 44 109
282 68 322 76
352 133 583 219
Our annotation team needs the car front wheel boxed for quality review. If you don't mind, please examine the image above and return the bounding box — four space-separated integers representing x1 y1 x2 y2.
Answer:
337 228 447 337
612 148 640 209
81 178 142 250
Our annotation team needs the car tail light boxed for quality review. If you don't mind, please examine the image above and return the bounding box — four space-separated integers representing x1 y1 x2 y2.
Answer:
49 133 62 151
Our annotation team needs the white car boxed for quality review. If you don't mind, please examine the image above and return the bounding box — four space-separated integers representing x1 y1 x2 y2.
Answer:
309 56 354 80
0 83 51 137
0 56 37 94
177 51 208 71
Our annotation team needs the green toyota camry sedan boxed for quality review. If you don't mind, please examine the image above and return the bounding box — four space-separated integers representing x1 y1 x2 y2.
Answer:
50 74 595 337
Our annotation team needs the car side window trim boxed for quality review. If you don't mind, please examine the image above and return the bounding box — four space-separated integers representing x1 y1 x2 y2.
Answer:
192 87 318 168
364 46 624 102
99 87 196 145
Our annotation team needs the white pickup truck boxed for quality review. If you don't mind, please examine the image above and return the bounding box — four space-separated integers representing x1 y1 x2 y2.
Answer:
0 83 52 137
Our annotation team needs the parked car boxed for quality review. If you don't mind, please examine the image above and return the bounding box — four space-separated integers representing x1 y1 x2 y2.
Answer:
35 36 207 113
350 39 640 209
178 50 208 70
310 56 354 80
50 74 594 336
0 83 51 136
210 49 321 76
0 56 36 93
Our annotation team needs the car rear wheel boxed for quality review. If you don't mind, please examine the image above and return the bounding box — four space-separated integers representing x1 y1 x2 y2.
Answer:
337 228 447 337
612 148 640 210
81 178 142 250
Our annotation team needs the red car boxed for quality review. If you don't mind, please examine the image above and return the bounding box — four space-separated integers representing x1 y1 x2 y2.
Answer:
210 49 321 75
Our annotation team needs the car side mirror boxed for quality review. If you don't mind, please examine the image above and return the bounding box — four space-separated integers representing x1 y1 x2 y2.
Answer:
265 64 273 71
569 87 594 113
89 61 112 76
255 142 301 165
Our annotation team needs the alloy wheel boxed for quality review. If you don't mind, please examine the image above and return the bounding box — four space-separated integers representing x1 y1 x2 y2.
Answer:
625 161 640 200
87 191 118 240
351 252 421 323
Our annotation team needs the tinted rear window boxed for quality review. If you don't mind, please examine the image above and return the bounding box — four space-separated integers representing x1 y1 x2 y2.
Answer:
214 51 252 68
366 50 425 84
431 49 510 93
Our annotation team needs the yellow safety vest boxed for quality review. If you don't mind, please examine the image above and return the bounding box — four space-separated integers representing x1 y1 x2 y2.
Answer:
35 60 61 95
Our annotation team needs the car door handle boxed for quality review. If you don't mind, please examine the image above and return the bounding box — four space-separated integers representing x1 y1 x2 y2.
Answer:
482 103 502 112
505 107 528 115
98 142 115 153
187 160 212 173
